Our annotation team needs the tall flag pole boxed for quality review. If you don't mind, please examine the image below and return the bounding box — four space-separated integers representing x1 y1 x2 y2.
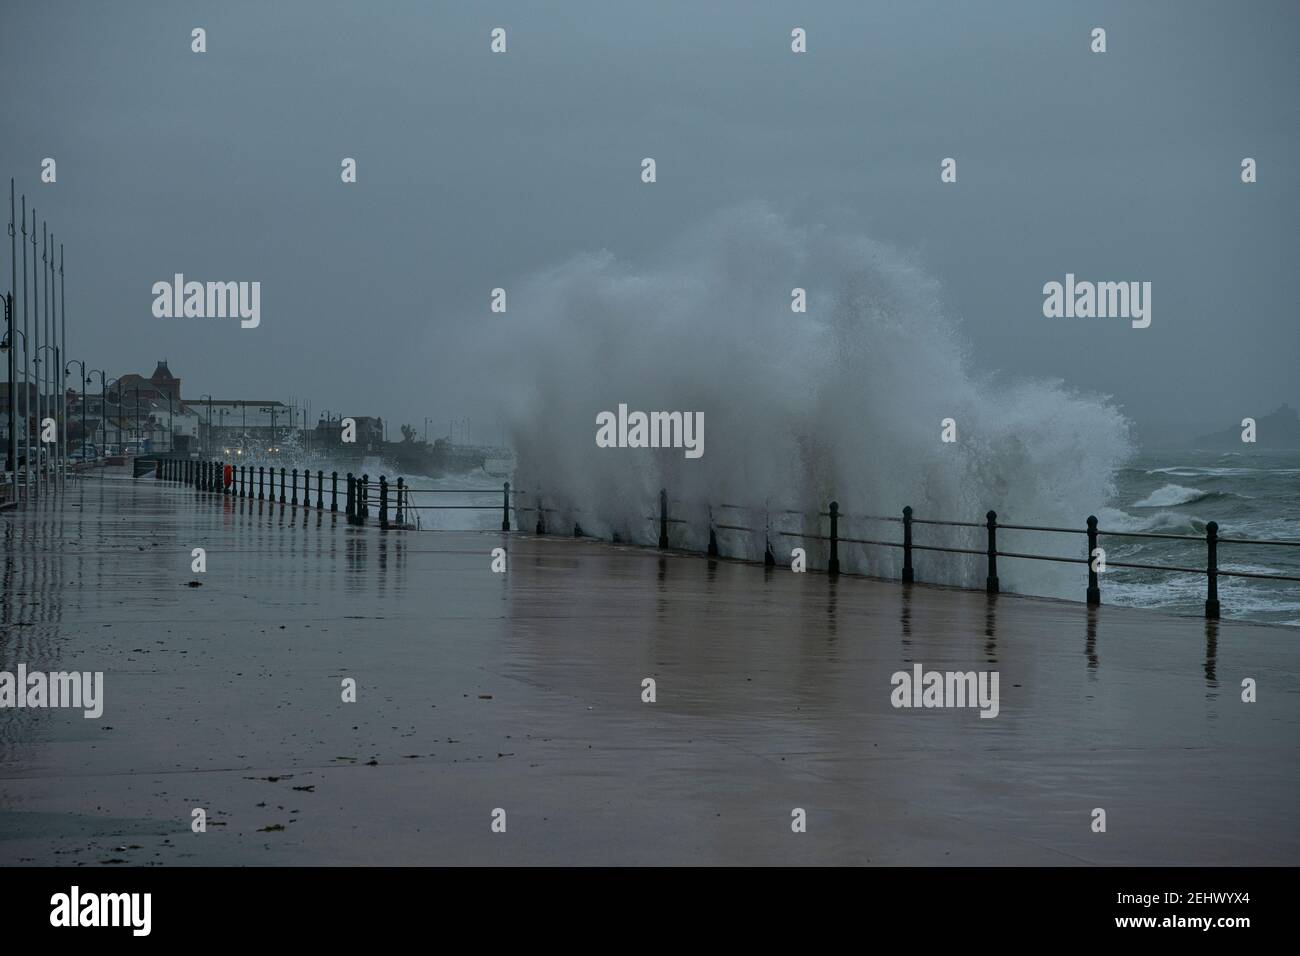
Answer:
50 231 60 484
7 180 15 502
60 242 66 482
31 210 39 499
42 221 49 487
49 230 57 484
20 197 29 498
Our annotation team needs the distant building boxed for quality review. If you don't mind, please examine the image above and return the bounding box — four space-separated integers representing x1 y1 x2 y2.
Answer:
314 414 384 453
113 360 182 404
185 399 293 454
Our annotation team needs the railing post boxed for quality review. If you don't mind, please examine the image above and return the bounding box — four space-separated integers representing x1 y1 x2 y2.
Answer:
659 488 669 549
985 510 1000 594
1086 515 1101 605
379 476 390 530
360 474 369 522
331 471 338 512
279 467 286 504
258 465 265 501
501 481 510 531
291 468 299 506
828 501 840 575
317 470 324 510
345 473 355 523
1205 521 1221 619
155 458 163 479
395 477 404 525
535 493 544 535
904 509 915 582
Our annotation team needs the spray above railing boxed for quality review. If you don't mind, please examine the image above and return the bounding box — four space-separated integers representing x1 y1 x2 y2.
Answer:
157 460 1300 620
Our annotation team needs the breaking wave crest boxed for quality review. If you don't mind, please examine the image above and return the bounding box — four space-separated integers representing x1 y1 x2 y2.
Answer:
1132 484 1241 508
485 203 1134 596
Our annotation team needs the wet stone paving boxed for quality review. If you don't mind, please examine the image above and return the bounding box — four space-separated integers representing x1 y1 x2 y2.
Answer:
0 474 1297 865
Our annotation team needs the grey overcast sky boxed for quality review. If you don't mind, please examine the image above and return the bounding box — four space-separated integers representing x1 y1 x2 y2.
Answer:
2 0 1296 443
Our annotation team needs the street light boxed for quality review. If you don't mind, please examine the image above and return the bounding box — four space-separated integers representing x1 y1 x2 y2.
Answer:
33 343 57 479
199 394 213 456
2 326 32 481
88 369 108 453
96 374 122 452
65 358 86 461
1 293 18 493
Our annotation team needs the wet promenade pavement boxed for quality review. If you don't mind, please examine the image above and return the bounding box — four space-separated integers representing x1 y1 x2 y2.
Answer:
1 474 1297 865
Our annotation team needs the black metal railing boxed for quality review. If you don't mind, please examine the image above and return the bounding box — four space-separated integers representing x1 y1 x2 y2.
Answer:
154 462 1300 619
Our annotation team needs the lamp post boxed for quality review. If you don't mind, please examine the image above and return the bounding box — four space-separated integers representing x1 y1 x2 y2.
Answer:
4 328 29 471
65 358 86 462
199 394 213 456
1 295 18 497
88 370 108 455
102 375 122 452
33 344 57 481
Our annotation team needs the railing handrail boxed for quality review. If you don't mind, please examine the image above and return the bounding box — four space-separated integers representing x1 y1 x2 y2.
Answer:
163 468 1299 618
